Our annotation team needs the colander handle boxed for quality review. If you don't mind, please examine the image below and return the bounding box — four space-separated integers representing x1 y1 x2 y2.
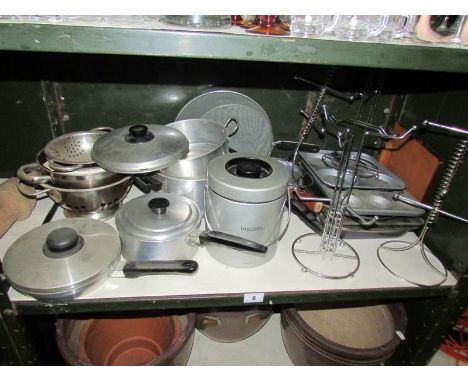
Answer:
17 163 52 185
48 160 84 172
17 182 50 198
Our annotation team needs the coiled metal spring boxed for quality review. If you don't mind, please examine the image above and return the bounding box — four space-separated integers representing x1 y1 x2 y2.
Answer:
426 137 468 226
300 87 328 139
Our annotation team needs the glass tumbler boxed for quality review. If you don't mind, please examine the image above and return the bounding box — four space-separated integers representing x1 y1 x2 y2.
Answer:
368 15 409 40
333 15 388 41
290 15 326 37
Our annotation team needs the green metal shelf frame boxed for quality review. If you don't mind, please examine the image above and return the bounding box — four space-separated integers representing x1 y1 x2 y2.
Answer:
0 23 467 73
0 21 467 364
11 285 454 315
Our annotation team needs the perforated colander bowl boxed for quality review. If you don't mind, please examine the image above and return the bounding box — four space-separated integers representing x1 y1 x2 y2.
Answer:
44 127 112 166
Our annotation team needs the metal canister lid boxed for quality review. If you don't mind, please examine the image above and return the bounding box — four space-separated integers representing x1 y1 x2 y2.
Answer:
115 193 201 242
91 124 189 174
207 153 289 203
2 218 121 301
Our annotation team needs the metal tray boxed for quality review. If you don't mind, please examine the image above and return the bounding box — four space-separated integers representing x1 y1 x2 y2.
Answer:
299 158 425 218
299 150 406 191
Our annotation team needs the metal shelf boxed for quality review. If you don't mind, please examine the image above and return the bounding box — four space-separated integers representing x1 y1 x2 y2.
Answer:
0 22 467 73
1 187 457 316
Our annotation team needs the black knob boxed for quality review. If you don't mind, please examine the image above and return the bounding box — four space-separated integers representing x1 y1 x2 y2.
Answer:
129 125 148 138
148 198 170 214
46 227 79 252
126 124 154 143
43 227 84 258
237 160 262 178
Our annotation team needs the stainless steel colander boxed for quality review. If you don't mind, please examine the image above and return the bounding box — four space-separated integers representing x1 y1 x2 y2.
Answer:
44 127 112 171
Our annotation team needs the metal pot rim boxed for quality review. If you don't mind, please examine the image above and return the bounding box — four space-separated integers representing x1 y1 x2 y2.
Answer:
167 118 228 153
36 149 111 177
154 172 207 182
37 176 132 192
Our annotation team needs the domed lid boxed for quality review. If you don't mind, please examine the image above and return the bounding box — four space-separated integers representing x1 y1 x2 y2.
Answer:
91 124 189 174
115 193 201 242
207 153 289 203
2 218 121 301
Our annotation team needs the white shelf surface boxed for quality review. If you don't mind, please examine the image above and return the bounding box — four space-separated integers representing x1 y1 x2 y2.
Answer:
1 185 457 304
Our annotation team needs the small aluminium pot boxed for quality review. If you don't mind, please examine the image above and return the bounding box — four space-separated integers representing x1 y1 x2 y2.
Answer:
115 193 267 263
205 153 289 268
196 306 273 343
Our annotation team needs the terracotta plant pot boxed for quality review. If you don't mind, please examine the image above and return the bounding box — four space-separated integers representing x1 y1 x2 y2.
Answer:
56 312 196 366
280 303 407 366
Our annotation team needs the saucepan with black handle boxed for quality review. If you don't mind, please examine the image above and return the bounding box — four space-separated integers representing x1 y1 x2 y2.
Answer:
115 192 267 264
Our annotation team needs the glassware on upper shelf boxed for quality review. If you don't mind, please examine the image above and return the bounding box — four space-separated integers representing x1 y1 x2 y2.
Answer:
161 15 231 28
246 15 289 35
103 16 145 25
332 15 388 41
367 15 408 40
290 15 338 37
231 15 244 26
443 15 467 45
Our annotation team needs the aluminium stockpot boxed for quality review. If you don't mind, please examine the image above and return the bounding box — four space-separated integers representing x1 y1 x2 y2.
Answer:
161 118 236 179
153 172 207 217
205 153 289 268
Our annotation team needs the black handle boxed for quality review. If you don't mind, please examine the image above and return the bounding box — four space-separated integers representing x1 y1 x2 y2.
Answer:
198 231 268 254
133 176 163 194
272 141 320 153
122 260 198 278
294 76 364 104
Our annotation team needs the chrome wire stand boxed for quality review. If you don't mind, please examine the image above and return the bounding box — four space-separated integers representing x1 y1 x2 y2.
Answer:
292 128 362 279
378 133 468 287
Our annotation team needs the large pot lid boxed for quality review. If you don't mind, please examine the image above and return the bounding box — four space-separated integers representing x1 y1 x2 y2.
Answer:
91 124 189 174
2 218 121 301
115 192 201 242
207 153 289 203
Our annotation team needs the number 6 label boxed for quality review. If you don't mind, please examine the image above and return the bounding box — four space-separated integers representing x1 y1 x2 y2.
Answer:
243 293 265 303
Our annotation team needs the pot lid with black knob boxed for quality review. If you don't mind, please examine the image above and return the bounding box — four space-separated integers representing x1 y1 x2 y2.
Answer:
115 193 201 242
2 218 121 301
207 153 289 203
91 124 189 174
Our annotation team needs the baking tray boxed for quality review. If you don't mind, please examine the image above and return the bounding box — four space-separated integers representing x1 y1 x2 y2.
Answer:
298 158 425 218
299 150 406 191
291 198 424 237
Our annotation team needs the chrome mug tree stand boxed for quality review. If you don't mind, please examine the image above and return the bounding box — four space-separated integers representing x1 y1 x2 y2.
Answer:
289 77 430 279
377 120 468 287
292 126 364 279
